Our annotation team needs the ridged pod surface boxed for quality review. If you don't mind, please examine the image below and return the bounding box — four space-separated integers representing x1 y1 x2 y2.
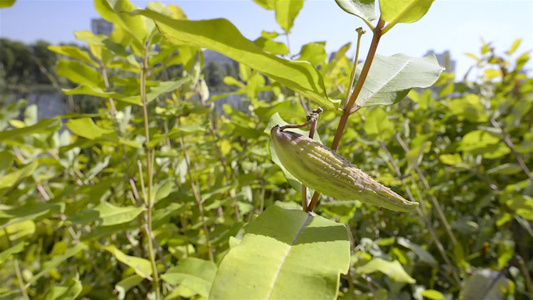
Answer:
271 125 418 212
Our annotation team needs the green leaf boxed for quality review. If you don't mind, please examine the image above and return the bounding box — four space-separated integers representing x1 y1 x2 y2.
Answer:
104 245 152 278
507 196 533 221
0 0 15 8
357 258 416 284
274 0 304 32
48 46 99 68
62 85 140 105
459 130 510 159
0 161 39 190
439 154 462 166
517 132 533 154
506 39 521 55
254 37 289 56
161 257 217 298
380 0 435 31
0 242 26 264
43 279 82 300
56 60 105 89
0 118 61 141
363 108 394 140
70 202 144 226
115 275 144 300
352 54 443 110
397 237 437 267
298 42 327 66
460 270 510 300
405 141 431 174
135 10 335 110
447 94 488 123
0 202 64 229
29 243 87 284
66 118 115 140
487 163 522 175
146 79 188 103
420 289 445 300
210 205 350 299
334 0 376 25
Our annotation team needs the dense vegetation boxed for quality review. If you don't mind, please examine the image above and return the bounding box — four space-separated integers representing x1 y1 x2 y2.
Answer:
0 0 532 299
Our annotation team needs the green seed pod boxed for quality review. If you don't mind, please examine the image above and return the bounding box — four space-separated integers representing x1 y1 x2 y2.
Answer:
271 125 418 212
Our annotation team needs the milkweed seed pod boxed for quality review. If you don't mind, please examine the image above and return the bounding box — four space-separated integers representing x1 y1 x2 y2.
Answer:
271 125 418 212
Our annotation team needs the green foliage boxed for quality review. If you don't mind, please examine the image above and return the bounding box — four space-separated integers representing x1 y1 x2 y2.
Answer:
1 0 532 299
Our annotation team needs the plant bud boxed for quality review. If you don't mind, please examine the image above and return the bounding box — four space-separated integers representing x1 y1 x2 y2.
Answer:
271 125 418 212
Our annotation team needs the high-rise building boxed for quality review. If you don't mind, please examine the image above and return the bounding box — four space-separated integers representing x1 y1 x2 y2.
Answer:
425 50 456 73
91 19 113 36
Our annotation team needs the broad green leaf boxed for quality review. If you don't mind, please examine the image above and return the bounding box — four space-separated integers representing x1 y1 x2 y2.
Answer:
56 60 105 89
507 196 533 221
439 154 462 166
460 270 510 300
94 0 147 52
254 37 289 56
104 245 153 279
380 0 435 31
43 279 82 300
210 205 350 299
352 54 443 110
0 221 35 248
363 108 394 140
0 202 64 229
161 257 217 298
274 0 304 32
70 202 144 226
254 100 306 121
66 118 115 140
48 46 99 68
334 0 376 26
447 94 488 122
154 179 173 203
0 161 38 190
0 118 61 141
357 258 416 284
146 79 188 103
29 243 87 284
0 0 15 8
135 10 336 110
298 42 327 66
420 289 445 300
459 130 510 158
0 242 26 264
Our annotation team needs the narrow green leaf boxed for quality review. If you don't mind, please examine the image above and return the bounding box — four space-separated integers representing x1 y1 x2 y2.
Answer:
0 203 64 229
352 54 443 110
0 118 61 141
135 10 335 110
335 0 376 25
420 289 445 300
43 279 82 300
274 0 304 32
506 39 521 55
62 85 140 105
0 161 39 190
210 205 350 299
70 202 144 226
104 245 153 279
357 258 416 284
29 243 87 284
66 118 116 140
48 46 99 68
439 154 462 166
161 257 217 298
0 242 26 264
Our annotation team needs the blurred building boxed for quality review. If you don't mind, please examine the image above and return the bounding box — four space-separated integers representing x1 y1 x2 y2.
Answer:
91 19 113 36
425 50 456 73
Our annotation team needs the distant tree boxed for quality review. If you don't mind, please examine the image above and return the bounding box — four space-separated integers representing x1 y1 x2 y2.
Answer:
31 40 57 84
205 60 226 91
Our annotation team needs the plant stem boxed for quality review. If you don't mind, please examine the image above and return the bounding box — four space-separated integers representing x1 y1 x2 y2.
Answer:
307 19 385 212
490 117 533 183
379 141 461 286
179 134 215 262
395 134 458 246
140 39 161 300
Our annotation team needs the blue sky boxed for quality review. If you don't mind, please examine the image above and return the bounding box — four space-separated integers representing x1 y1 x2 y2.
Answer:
1 0 532 79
